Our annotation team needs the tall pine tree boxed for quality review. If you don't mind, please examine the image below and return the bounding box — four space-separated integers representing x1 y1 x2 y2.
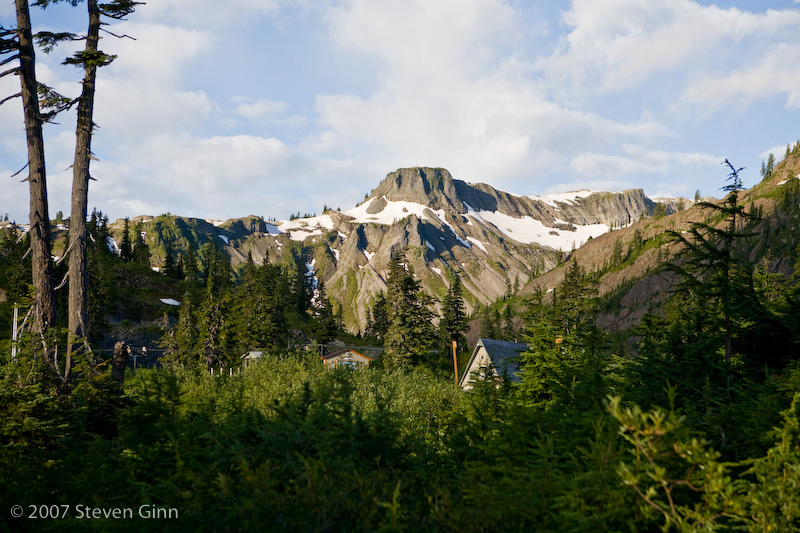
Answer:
383 249 436 368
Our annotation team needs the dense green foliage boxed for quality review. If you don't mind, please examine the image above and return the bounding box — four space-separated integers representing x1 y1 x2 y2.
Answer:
5 164 800 530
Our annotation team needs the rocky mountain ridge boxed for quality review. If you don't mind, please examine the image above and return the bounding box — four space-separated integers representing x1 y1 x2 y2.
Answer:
112 167 666 332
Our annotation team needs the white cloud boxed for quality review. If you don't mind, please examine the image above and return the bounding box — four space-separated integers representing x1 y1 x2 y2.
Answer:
325 0 521 79
0 77 23 144
103 23 213 86
138 0 284 28
680 43 800 115
80 23 215 143
137 133 290 191
539 0 800 107
82 132 382 221
761 144 789 161
233 97 287 120
570 145 719 178
315 0 680 192
232 96 307 129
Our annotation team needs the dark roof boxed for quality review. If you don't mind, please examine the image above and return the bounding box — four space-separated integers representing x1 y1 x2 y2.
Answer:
460 338 528 387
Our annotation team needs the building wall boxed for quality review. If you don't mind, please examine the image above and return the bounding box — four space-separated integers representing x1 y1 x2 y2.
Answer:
461 348 498 390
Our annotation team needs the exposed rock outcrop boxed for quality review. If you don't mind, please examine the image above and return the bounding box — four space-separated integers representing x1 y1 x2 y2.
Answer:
119 167 662 333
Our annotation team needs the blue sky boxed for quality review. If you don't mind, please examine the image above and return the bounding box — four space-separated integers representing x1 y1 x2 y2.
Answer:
2 0 800 223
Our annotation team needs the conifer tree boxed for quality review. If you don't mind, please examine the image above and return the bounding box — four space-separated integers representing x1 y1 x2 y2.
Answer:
232 252 286 352
119 217 132 261
366 291 389 340
87 208 110 256
61 0 141 369
611 238 624 268
1 1 56 353
502 304 515 341
175 291 198 365
197 276 230 367
163 241 177 277
200 241 231 293
480 306 500 339
133 222 150 265
310 279 337 345
183 245 199 286
666 160 763 373
439 275 467 351
519 312 563 409
383 249 436 368
557 259 597 338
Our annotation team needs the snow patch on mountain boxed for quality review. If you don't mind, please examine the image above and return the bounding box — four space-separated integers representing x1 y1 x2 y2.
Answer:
305 259 319 290
525 190 601 208
107 236 120 255
466 237 488 254
278 215 334 242
346 196 429 224
465 207 608 250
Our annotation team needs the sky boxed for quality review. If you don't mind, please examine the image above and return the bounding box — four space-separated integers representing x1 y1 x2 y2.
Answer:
2 0 800 224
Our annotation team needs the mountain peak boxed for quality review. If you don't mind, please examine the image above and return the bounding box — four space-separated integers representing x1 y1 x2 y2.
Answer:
366 167 461 210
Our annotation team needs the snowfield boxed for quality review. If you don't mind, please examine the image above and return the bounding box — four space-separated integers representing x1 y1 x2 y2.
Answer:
277 215 335 242
343 195 610 251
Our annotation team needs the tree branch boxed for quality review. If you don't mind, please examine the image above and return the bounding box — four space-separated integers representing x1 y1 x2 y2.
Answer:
0 28 19 40
0 53 20 68
0 66 20 78
12 162 30 178
0 92 21 106
55 270 69 291
56 241 74 265
100 27 136 40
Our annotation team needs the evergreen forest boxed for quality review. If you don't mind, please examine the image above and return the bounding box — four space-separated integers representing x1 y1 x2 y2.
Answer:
3 154 800 531
3 3 800 529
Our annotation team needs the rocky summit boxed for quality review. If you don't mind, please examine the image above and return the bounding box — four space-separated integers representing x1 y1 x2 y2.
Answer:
116 167 664 333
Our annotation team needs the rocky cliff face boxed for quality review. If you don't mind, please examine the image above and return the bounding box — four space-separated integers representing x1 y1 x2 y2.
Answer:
127 167 659 333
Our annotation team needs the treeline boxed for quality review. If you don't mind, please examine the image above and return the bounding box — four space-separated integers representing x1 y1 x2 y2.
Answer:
158 245 341 367
0 210 343 364
3 166 800 529
365 251 467 372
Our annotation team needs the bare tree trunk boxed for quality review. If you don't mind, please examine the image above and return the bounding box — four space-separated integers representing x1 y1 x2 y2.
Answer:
111 341 129 383
16 0 55 351
66 0 101 374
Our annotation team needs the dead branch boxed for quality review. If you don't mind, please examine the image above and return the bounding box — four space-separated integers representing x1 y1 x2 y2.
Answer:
0 53 20 68
100 27 136 40
21 245 31 260
55 270 69 291
12 162 29 178
17 305 33 337
0 66 20 78
56 241 74 265
0 92 21 106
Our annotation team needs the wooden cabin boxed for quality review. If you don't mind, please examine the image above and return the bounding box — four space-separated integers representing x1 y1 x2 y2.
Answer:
240 351 263 367
321 349 373 369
